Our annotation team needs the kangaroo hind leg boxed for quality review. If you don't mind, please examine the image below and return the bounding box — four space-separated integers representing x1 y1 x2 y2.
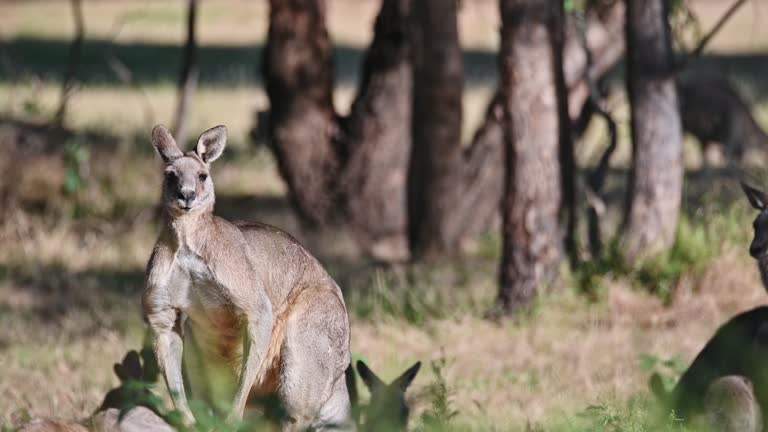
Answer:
278 288 353 432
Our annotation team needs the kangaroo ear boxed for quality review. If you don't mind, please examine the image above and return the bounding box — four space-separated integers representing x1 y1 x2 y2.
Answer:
122 350 143 380
742 181 768 210
357 360 385 393
196 125 227 163
151 125 183 163
114 363 129 381
393 361 421 390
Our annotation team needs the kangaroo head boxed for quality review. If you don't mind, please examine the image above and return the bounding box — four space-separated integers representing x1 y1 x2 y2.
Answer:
742 182 768 258
356 360 421 431
151 125 226 216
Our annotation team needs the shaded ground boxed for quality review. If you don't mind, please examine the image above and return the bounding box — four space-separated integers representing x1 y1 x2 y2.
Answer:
2 0 768 430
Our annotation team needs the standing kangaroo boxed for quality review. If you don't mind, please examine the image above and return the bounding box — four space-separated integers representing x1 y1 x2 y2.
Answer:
649 182 768 431
142 125 353 430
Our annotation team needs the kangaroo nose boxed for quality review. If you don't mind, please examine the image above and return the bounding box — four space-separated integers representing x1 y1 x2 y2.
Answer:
750 241 764 258
178 190 196 203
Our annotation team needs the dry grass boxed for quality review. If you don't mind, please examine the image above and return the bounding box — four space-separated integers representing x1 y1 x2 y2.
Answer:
1 0 768 431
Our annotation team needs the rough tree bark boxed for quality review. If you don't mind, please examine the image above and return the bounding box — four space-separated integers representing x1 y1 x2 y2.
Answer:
338 0 413 262
55 0 85 127
493 0 564 315
263 0 412 261
563 0 625 119
408 0 466 258
262 0 623 262
622 0 683 260
454 0 624 249
172 0 199 147
263 0 340 226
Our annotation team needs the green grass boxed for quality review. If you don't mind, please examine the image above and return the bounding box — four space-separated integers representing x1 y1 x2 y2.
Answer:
573 199 754 303
343 260 497 324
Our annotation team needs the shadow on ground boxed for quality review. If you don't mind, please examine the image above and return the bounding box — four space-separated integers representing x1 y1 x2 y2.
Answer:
3 37 767 98
0 37 497 87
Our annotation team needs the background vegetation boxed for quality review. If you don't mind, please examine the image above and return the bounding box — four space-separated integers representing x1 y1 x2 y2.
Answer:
1 0 768 430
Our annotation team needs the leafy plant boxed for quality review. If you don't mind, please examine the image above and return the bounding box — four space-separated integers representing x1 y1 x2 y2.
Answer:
573 202 751 303
417 357 458 432
63 138 90 196
639 353 686 394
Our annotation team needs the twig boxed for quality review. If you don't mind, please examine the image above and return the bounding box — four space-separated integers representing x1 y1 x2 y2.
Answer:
54 0 85 127
103 15 156 129
574 11 619 258
679 0 750 68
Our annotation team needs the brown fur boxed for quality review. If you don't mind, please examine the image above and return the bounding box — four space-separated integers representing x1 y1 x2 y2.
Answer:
143 125 353 430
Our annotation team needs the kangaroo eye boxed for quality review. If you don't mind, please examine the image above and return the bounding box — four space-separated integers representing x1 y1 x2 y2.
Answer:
199 173 208 182
165 171 177 181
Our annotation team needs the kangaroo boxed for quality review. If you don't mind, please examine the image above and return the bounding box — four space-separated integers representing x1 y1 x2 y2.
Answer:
649 181 768 429
703 375 763 432
678 78 768 164
348 361 421 431
650 306 768 426
142 125 353 430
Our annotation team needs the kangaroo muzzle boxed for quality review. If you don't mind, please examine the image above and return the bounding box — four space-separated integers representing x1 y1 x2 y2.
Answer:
178 189 196 209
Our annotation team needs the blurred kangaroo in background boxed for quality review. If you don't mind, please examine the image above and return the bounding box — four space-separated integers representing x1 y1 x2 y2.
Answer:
142 125 353 430
648 182 768 431
703 375 763 432
347 361 421 431
678 78 768 165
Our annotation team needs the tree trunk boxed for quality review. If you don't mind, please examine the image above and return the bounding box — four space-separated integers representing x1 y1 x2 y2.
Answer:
450 0 624 250
552 0 576 265
493 0 564 315
451 95 506 248
261 0 623 262
338 0 412 262
263 0 340 226
263 0 414 261
172 0 199 147
55 0 85 127
408 0 466 258
622 0 683 260
563 0 625 119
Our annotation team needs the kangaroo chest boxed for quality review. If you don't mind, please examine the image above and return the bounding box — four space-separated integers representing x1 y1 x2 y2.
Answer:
169 246 244 359
172 245 229 308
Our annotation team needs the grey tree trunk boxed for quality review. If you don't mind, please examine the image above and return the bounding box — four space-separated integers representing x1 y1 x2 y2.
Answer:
263 0 340 226
622 0 683 260
493 0 564 315
408 0 466 258
453 0 624 251
263 0 413 261
338 0 412 262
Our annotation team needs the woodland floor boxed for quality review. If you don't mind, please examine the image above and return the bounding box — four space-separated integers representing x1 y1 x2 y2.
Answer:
2 0 768 430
